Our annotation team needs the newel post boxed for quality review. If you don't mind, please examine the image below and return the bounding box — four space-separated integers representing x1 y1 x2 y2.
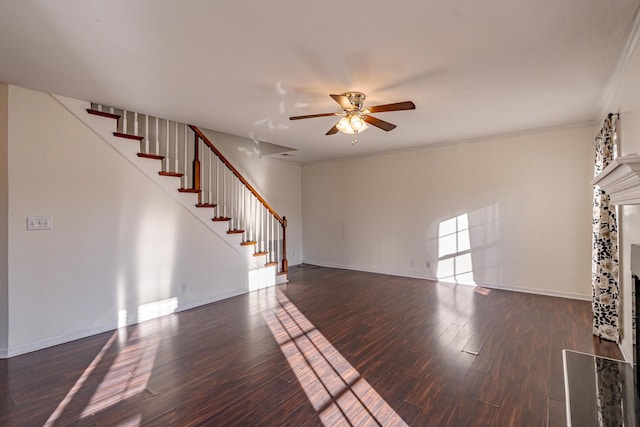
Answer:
193 133 201 203
282 216 288 273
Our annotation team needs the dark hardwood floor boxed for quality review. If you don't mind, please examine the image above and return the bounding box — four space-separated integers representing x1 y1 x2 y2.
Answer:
0 265 621 426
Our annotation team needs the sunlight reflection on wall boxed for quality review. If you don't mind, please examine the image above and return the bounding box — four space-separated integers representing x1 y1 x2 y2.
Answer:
134 207 177 315
434 205 502 287
137 298 178 322
437 213 476 285
248 266 276 292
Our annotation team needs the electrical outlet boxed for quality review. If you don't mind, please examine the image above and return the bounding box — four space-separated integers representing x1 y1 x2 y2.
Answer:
27 216 53 231
180 283 188 294
410 259 415 268
426 261 431 269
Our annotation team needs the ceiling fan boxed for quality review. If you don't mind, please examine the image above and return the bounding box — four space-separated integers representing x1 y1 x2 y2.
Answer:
289 92 416 144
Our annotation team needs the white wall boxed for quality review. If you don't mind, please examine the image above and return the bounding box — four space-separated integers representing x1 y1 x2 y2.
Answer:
303 125 594 299
201 129 302 266
0 83 8 353
604 27 640 361
5 85 250 357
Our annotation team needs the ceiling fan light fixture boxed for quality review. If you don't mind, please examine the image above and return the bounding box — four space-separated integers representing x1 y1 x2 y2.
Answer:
289 91 414 142
336 116 352 133
336 113 368 135
350 114 366 131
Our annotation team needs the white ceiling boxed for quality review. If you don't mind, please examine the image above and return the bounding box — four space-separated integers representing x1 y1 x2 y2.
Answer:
1 0 639 163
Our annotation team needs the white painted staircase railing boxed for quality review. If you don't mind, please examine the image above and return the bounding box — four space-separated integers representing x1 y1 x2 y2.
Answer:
55 95 288 289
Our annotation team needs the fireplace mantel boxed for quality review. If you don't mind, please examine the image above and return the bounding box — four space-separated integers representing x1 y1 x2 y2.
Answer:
592 154 640 205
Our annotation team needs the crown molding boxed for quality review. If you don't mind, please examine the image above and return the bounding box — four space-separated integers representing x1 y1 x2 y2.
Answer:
597 6 640 119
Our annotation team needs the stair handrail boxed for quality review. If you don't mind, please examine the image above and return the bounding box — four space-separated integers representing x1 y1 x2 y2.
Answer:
189 125 288 273
88 102 289 275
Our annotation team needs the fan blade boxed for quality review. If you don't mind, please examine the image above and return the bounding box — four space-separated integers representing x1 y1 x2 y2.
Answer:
330 94 354 110
366 101 416 114
289 112 339 120
326 124 339 135
364 115 397 131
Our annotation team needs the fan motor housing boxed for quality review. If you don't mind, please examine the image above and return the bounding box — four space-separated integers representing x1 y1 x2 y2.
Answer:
344 92 366 110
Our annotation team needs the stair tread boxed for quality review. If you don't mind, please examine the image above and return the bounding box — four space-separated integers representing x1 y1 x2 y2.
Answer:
113 132 144 141
212 217 231 222
91 119 286 279
159 171 184 177
137 153 164 160
87 109 120 120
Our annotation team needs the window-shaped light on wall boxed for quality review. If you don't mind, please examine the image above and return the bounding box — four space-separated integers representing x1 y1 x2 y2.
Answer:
437 213 475 286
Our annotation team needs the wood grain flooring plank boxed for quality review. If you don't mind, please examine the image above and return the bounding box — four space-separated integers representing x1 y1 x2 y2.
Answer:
547 397 566 427
0 265 622 426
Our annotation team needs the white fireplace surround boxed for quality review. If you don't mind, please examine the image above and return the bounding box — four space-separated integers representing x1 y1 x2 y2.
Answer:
632 244 640 369
592 154 640 205
632 244 640 275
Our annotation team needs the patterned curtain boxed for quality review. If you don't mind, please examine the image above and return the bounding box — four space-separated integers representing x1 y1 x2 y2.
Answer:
592 114 619 342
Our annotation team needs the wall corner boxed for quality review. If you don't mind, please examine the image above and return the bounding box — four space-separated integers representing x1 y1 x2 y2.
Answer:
0 83 9 354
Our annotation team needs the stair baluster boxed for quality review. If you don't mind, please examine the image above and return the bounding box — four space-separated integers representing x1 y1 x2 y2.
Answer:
122 110 128 134
88 103 288 276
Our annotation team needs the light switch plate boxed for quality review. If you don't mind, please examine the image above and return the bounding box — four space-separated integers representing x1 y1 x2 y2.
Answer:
27 216 53 231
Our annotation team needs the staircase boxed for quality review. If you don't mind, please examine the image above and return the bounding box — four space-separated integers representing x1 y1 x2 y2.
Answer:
56 96 288 288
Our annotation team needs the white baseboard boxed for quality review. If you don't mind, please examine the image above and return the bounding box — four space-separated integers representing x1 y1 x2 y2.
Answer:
2 288 250 359
2 261 591 359
4 323 119 358
621 340 633 363
302 260 438 282
302 261 591 301
177 289 247 313
474 281 591 301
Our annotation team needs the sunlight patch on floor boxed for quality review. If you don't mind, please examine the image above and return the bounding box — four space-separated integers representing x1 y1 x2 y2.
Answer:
45 301 176 425
79 335 158 418
43 332 118 427
263 288 408 426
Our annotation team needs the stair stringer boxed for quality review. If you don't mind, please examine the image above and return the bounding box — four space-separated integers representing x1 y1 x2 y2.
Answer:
53 94 283 288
